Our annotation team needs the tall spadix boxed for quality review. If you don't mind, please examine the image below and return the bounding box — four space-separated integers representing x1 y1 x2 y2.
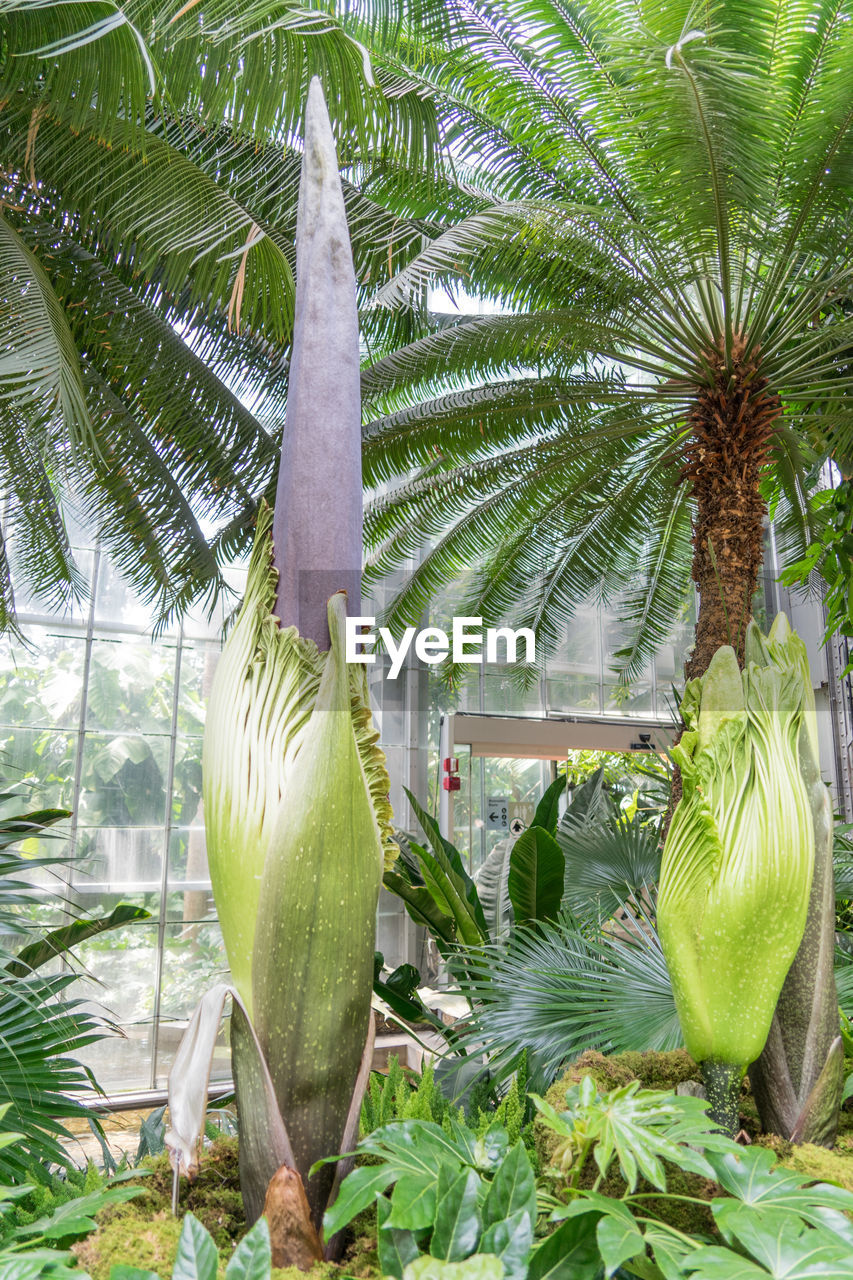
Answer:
272 76 362 646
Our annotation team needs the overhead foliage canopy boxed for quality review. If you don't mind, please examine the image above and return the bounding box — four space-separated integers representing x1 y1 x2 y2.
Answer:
4 0 853 674
356 0 853 678
0 0 444 628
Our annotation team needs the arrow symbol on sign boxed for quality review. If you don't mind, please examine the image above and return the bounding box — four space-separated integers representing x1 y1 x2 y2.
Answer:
489 811 501 822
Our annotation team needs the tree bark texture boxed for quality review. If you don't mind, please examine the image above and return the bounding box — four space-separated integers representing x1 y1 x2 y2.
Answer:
682 334 779 678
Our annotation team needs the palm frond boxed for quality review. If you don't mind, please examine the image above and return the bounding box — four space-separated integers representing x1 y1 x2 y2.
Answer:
0 972 112 1179
0 214 92 457
0 108 296 344
457 907 680 1079
557 816 662 922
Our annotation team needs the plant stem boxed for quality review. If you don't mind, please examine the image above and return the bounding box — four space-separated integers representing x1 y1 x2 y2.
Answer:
632 1215 701 1248
570 1138 595 1191
701 1060 745 1136
629 1194 710 1206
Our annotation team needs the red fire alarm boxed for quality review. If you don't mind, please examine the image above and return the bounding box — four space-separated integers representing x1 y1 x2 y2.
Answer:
443 757 459 773
442 776 461 791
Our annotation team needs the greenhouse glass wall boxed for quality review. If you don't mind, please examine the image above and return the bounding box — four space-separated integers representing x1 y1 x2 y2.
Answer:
2 529 849 1095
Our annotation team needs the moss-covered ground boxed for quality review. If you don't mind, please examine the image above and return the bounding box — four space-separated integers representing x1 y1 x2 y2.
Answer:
536 1049 853 1237
72 1138 380 1280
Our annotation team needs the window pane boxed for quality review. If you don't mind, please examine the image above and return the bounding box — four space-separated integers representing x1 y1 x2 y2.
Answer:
76 733 170 827
73 826 165 897
86 640 177 735
168 827 212 910
94 558 180 634
0 727 76 808
155 921 230 1087
546 672 601 715
71 922 159 1091
171 737 203 827
177 645 219 736
0 630 85 730
603 682 654 717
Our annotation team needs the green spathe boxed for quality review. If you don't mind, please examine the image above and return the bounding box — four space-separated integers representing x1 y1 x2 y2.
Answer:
251 587 385 1216
202 503 396 1015
658 631 813 1069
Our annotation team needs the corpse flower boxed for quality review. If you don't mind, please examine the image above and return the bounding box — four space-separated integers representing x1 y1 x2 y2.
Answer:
658 619 814 1133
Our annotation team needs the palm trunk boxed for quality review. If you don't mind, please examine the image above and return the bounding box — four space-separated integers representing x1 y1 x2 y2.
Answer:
680 337 841 1142
682 336 776 677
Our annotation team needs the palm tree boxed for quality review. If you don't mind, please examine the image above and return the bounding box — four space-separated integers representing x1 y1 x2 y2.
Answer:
0 0 438 628
355 0 853 1140
359 0 853 684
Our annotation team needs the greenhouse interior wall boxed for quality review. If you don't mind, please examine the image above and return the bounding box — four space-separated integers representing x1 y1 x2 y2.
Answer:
1 529 850 1096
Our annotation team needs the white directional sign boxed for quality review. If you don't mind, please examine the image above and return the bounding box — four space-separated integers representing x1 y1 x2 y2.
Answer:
486 796 509 831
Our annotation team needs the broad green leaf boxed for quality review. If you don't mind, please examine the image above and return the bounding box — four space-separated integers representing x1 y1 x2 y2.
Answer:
624 1259 670 1280
360 1120 473 1178
171 1213 218 1280
532 775 567 834
430 1167 482 1262
481 1141 535 1229
507 828 565 924
382 872 458 951
405 789 490 940
706 1146 853 1230
529 1093 575 1140
373 968 454 1039
526 1216 602 1280
322 1164 395 1240
0 1260 63 1280
687 1220 853 1279
728 1215 852 1277
0 1184 32 1208
404 1255 504 1280
538 1080 731 1195
479 1207 533 1280
389 1173 439 1230
225 1216 271 1280
6 905 152 977
550 1192 636 1227
385 963 422 1000
596 1213 647 1277
679 1250 781 1278
416 841 486 947
472 1126 510 1173
644 1224 697 1280
377 1191 421 1279
14 1186 144 1240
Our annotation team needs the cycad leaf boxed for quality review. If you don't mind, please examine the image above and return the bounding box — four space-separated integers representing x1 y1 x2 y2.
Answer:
459 908 680 1078
0 215 92 454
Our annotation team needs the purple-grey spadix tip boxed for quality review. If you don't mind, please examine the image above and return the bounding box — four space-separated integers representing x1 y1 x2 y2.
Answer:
271 76 363 651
